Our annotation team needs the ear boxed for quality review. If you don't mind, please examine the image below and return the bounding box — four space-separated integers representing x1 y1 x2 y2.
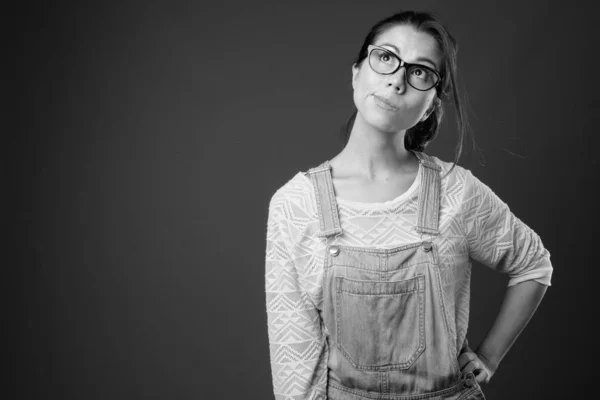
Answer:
352 63 359 89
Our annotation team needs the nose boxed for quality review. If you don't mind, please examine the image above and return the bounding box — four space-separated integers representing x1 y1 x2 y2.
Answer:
386 66 407 93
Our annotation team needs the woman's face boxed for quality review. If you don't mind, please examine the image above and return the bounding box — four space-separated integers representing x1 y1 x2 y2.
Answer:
352 24 442 134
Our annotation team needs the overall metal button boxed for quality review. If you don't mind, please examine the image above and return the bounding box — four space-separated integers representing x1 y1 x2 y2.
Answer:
329 245 340 256
422 241 432 252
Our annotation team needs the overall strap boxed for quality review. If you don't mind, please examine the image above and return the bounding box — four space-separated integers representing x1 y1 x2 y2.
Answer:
304 160 343 238
414 151 442 236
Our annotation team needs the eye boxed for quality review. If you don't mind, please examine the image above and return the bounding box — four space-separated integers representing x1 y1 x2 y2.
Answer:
377 51 395 64
410 67 432 80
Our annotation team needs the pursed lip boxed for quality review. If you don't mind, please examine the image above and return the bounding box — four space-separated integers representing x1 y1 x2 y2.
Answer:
372 94 399 110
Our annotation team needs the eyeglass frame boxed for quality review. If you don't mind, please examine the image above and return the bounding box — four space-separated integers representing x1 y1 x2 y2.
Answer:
366 44 442 91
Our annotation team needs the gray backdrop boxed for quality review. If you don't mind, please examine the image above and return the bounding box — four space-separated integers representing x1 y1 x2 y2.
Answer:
11 0 598 399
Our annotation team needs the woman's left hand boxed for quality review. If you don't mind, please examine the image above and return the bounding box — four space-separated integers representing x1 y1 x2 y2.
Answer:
458 350 495 384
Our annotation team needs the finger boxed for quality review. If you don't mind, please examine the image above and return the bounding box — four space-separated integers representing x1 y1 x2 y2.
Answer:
458 352 476 368
473 368 488 384
475 361 493 384
461 361 477 375
459 353 478 372
461 358 486 377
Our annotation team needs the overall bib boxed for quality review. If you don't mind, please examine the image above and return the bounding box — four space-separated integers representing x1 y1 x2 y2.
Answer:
305 151 486 400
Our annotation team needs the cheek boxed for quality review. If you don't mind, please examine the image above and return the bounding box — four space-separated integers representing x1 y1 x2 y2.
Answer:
418 95 434 114
408 91 435 114
353 73 378 107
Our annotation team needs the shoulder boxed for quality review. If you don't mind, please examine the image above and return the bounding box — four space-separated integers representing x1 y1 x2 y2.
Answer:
425 155 505 208
420 153 470 183
420 153 495 205
268 170 315 214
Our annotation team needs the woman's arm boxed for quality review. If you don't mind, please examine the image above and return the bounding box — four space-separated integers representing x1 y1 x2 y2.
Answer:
265 195 328 400
459 170 553 383
460 280 548 382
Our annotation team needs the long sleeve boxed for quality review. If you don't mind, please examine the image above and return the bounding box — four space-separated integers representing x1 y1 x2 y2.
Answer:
265 194 328 400
461 170 553 287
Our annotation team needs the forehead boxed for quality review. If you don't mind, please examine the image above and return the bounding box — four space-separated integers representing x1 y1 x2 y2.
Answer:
375 24 442 69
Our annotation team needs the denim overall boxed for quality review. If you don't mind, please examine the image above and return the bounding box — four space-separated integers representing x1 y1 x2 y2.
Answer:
305 151 486 400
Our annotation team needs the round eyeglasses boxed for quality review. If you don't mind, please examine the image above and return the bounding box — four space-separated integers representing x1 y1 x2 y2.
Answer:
367 45 441 91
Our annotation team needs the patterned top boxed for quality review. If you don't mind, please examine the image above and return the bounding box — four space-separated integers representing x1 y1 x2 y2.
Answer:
264 155 553 400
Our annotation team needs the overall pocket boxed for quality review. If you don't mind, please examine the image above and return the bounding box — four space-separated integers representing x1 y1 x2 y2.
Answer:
334 274 426 371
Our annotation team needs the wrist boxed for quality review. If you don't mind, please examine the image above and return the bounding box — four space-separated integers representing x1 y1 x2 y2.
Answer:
474 347 499 374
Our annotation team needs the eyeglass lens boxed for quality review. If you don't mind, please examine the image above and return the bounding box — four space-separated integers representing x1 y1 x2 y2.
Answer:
369 48 439 90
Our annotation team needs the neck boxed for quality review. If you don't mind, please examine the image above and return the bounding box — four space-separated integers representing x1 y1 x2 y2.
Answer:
333 112 416 181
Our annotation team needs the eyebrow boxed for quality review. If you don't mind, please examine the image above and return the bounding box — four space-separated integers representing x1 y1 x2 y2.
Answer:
377 42 439 71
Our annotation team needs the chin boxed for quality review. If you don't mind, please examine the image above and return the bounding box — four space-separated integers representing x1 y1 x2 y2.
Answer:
364 111 413 134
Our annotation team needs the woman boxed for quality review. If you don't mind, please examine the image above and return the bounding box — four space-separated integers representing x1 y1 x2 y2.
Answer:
265 10 552 400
